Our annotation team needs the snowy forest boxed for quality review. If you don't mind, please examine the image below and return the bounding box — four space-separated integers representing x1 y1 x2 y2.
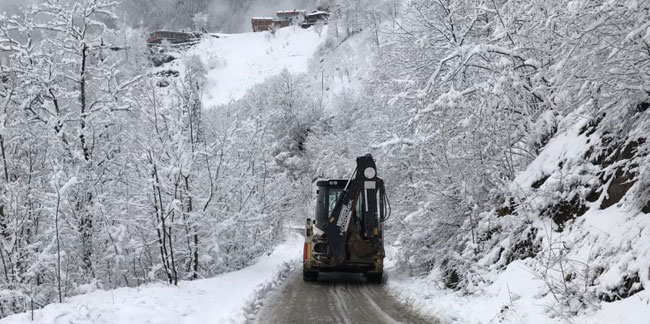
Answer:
1 0 649 322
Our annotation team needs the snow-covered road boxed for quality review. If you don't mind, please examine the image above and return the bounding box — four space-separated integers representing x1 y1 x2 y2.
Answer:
255 272 437 323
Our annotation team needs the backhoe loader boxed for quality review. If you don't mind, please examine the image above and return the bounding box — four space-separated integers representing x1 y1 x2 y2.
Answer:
303 154 390 283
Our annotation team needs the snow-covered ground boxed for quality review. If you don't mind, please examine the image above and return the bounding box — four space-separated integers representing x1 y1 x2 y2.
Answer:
0 234 302 324
387 255 650 324
385 254 551 324
163 26 326 107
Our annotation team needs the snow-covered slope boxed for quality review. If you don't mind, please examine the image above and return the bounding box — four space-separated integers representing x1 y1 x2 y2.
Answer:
0 234 302 324
162 26 326 107
305 30 377 111
386 107 650 323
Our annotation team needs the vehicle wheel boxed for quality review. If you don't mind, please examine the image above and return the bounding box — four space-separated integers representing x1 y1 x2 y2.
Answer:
303 270 318 282
365 272 383 284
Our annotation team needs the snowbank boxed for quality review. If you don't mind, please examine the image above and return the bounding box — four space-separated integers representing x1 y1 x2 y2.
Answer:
0 234 303 324
387 249 650 324
386 259 549 324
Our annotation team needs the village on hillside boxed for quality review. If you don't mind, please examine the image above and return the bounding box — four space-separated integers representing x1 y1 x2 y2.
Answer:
145 5 330 46
251 5 330 32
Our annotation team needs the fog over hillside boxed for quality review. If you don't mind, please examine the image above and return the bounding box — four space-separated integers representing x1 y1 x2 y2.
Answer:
120 0 326 33
1 0 326 33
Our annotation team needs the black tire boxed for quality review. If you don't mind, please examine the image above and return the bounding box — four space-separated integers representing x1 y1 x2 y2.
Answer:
365 272 383 284
303 270 318 282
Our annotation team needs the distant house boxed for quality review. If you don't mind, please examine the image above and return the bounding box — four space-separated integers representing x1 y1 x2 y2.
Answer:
251 17 274 32
273 20 291 29
147 31 200 45
252 9 326 32
301 11 330 28
276 10 306 24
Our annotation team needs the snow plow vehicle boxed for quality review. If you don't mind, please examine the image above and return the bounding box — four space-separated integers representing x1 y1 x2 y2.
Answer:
303 154 390 283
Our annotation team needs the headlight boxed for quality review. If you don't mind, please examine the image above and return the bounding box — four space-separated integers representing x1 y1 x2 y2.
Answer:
364 167 376 179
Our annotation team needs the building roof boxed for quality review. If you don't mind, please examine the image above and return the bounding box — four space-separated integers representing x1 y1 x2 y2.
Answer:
276 10 306 16
306 11 329 16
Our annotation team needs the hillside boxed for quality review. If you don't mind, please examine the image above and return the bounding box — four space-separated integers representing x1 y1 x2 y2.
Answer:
386 107 650 323
147 2 650 322
155 27 326 106
1 1 649 323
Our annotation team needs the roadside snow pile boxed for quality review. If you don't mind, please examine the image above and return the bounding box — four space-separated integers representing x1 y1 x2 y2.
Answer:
388 257 650 324
158 26 326 107
0 234 302 324
386 257 551 324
